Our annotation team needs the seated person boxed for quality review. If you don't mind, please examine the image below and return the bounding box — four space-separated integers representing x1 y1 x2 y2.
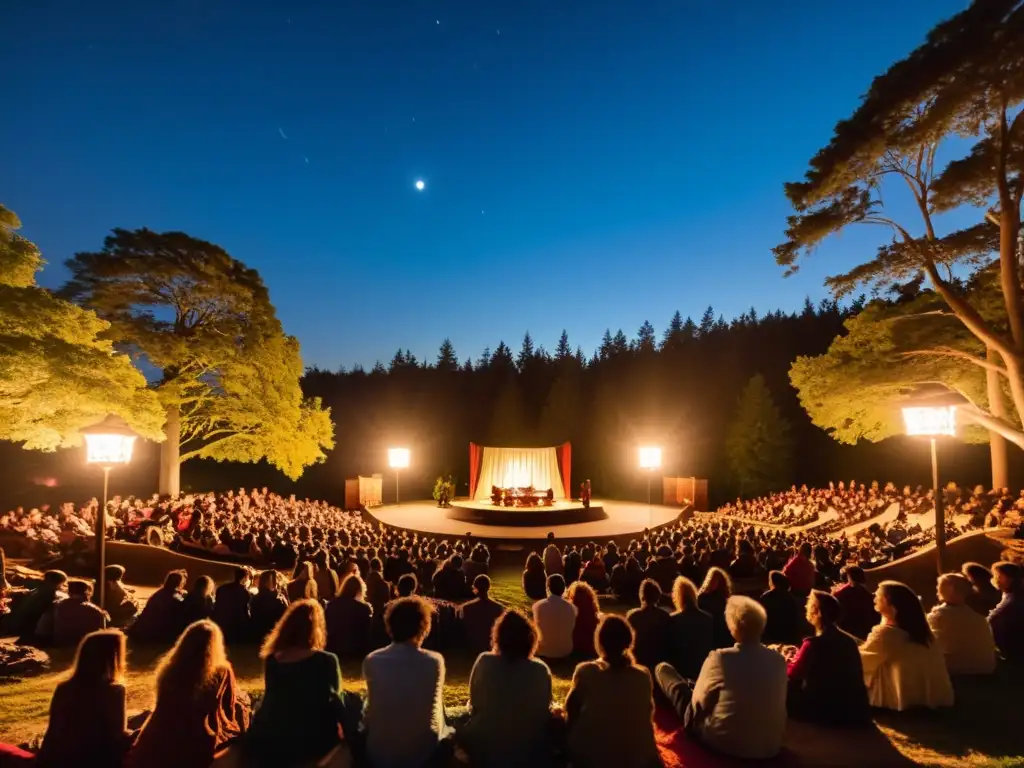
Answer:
364 557 392 616
655 596 788 760
926 573 996 675
12 570 67 644
697 567 733 649
458 575 506 657
522 553 548 602
859 581 954 711
962 562 1002 616
567 581 601 658
213 566 253 644
287 561 318 603
37 629 132 768
102 565 139 627
626 579 670 671
460 610 556 767
786 591 870 725
126 620 249 767
47 579 109 648
325 574 373 659
243 600 359 767
432 554 470 602
181 575 215 625
832 565 879 640
250 569 289 643
130 570 187 644
988 561 1024 662
758 571 807 646
565 615 660 768
362 597 452 767
532 574 577 659
667 576 713 680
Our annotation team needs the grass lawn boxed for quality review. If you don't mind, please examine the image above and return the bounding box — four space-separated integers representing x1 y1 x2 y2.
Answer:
1 565 1022 767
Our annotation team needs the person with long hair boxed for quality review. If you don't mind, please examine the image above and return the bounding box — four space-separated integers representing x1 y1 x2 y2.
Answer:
460 610 556 767
38 630 131 767
126 620 249 767
182 574 215 625
698 566 732 648
287 561 318 603
667 576 713 679
567 581 601 658
565 615 660 768
859 581 954 710
325 573 373 658
522 552 548 601
962 562 1002 616
243 600 357 768
250 569 289 642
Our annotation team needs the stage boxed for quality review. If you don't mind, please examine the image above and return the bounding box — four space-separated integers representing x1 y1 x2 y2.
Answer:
367 499 682 541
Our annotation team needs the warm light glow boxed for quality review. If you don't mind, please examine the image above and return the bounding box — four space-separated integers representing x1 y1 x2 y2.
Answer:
388 448 410 469
82 415 137 466
639 446 662 470
902 406 957 437
415 179 425 191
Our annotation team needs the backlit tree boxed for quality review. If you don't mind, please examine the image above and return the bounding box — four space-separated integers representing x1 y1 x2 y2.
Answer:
725 374 793 497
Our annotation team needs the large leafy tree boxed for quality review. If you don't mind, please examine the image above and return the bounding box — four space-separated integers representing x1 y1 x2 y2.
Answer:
0 206 163 448
62 228 333 495
725 374 793 497
775 0 1023 487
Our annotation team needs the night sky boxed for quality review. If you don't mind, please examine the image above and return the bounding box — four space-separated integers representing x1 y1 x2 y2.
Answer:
4 0 971 370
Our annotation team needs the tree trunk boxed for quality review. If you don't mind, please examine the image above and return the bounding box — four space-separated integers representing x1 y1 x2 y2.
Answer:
158 404 181 497
987 350 1010 489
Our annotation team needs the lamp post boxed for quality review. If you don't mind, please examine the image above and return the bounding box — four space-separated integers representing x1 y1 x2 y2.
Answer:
901 401 957 574
81 415 138 611
388 448 410 505
639 446 662 528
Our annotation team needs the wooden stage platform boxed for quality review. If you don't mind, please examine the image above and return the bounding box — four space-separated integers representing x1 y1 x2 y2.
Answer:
367 500 682 541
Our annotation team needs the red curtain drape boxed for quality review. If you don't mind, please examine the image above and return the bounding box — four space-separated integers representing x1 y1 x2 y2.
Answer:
559 442 572 499
469 442 481 499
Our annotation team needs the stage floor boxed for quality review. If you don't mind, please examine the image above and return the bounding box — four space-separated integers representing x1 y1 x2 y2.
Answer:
367 500 681 540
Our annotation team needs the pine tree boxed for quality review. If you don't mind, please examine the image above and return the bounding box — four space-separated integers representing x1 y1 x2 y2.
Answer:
681 316 698 339
699 306 715 336
490 342 515 374
436 338 458 372
662 311 684 349
476 347 492 369
371 361 386 375
517 331 535 370
635 320 656 354
555 329 572 361
462 358 473 373
389 349 407 371
725 374 793 497
490 378 528 444
612 329 629 356
599 329 614 360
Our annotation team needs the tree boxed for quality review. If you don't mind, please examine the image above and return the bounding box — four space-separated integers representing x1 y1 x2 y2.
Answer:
635 320 656 354
699 306 716 336
662 311 684 349
725 375 793 497
490 342 514 375
490 378 528 444
517 331 535 370
476 347 492 369
436 338 459 372
0 206 163 449
541 366 581 444
774 0 1023 486
612 329 629 356
62 228 333 495
599 329 614 360
555 329 572 361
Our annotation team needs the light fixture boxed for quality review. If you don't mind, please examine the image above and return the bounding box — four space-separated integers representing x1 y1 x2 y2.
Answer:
388 448 410 504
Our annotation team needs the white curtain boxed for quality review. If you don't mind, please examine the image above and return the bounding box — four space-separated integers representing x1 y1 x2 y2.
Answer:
474 446 565 500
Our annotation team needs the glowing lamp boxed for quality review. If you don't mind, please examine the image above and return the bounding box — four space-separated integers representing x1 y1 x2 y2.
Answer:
388 448 411 469
639 446 662 470
82 415 138 466
901 406 956 437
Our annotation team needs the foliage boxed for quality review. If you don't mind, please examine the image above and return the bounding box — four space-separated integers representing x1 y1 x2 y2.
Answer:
725 375 793 497
61 228 333 482
432 475 455 506
0 205 163 449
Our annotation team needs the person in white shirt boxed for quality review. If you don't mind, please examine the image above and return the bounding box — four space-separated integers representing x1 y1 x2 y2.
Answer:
655 595 787 761
543 533 563 576
532 574 577 659
362 597 452 768
926 573 996 675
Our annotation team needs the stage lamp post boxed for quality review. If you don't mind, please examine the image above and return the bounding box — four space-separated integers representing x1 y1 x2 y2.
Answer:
81 415 138 611
388 448 410 505
639 446 662 528
902 400 958 574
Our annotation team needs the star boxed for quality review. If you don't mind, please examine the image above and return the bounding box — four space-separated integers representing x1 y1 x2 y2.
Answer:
415 179 425 191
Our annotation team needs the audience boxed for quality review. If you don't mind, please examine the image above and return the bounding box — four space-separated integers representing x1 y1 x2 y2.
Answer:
287 561 318 603
458 575 506 657
181 574 215 625
12 570 67 643
102 565 139 627
786 591 870 725
37 630 131 768
532 574 577 659
567 581 601 658
926 573 997 675
832 566 879 640
126 620 249 767
656 596 788 760
859 581 954 711
325 573 373 659
129 569 186 644
626 579 671 671
522 553 548 602
461 610 556 767
543 533 563 576
364 557 392 616
565 615 660 768
48 578 109 648
250 569 289 642
667 576 713 680
697 567 732 649
758 571 806 646
783 542 817 596
988 561 1024 662
962 562 1002 616
213 566 253 644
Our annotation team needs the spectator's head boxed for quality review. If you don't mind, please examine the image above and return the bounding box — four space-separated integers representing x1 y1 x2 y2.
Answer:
257 569 279 592
67 579 93 600
799 542 813 559
712 590 758 641
672 576 700 613
992 561 1023 593
700 566 732 597
384 597 432 646
396 573 418 597
547 532 555 543
841 565 866 585
339 573 365 601
806 590 841 633
596 615 635 668
163 569 186 592
638 578 661 608
961 562 993 589
104 565 125 583
525 552 544 572
472 574 491 598
155 620 226 700
191 575 214 598
492 609 538 660
567 581 599 616
769 571 790 592
293 561 314 582
43 570 69 590
71 629 126 686
876 581 933 646
233 566 250 585
261 599 326 659
369 557 382 573
450 554 464 570
547 573 566 597
937 573 973 606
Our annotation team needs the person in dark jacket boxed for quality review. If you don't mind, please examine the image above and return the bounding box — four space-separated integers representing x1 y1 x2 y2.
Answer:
786 591 870 726
626 579 670 671
522 553 548 602
213 567 253 644
13 570 67 644
963 562 1003 616
759 571 807 646
250 569 288 643
989 561 1024 662
832 566 879 640
130 570 187 644
433 554 470 601
365 558 392 614
48 579 109 648
459 575 506 656
697 567 733 649
325 573 373 658
181 575 215 626
667 576 713 679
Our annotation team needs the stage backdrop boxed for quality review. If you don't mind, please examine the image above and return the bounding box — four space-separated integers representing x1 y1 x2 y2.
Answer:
470 443 571 500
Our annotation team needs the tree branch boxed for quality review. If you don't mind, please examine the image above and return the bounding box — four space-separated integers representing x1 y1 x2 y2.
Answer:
958 405 1024 451
900 347 1008 376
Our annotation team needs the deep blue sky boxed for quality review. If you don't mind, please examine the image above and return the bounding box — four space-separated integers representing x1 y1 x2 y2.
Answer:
4 0 970 370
